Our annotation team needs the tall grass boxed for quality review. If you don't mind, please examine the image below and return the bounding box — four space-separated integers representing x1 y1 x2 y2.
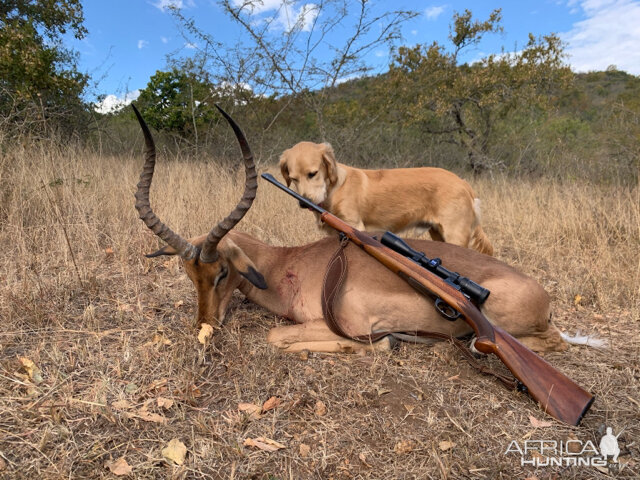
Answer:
1 144 638 318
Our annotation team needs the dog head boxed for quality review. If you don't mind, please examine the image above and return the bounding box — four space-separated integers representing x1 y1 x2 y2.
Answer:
279 141 338 206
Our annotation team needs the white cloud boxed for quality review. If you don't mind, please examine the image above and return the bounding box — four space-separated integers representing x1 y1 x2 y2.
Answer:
375 50 386 57
152 0 195 12
232 0 319 32
185 42 197 49
562 0 640 74
94 90 141 114
425 5 446 20
411 29 418 35
138 39 149 49
161 36 169 44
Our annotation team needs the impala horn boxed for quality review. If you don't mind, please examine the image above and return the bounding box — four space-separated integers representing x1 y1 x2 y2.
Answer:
133 104 199 260
199 105 257 263
132 104 257 262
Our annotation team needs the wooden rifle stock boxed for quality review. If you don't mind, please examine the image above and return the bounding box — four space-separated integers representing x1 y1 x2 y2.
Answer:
261 173 594 425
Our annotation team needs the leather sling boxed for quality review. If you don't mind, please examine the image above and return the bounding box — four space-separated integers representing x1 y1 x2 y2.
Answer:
321 236 518 390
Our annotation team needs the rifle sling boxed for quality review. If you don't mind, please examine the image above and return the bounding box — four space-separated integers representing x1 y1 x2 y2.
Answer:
321 236 518 391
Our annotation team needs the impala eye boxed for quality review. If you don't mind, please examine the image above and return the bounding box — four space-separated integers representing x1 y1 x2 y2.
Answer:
214 267 228 287
308 171 317 179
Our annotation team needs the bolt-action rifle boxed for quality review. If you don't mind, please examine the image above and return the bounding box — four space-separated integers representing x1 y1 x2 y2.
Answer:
262 172 594 425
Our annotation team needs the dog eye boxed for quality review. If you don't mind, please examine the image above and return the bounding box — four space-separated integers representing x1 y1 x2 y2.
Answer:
308 171 317 179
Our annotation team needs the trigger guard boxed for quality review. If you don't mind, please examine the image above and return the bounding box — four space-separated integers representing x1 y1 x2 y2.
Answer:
435 298 461 321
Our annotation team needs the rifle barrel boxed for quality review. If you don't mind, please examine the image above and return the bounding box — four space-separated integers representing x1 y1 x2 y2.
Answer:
261 173 327 214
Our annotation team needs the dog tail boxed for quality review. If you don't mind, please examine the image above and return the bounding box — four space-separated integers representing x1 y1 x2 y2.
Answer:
469 198 494 256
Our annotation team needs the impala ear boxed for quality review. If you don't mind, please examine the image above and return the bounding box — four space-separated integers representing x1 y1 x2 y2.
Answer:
219 238 268 289
146 245 178 257
279 151 292 186
321 143 338 184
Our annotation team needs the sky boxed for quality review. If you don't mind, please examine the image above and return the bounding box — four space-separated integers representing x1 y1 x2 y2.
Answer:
67 0 640 113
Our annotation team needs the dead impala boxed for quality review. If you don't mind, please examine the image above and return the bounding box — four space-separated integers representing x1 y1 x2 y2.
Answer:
132 104 569 354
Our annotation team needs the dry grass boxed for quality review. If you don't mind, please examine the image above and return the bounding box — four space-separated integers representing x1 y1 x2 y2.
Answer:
0 143 638 479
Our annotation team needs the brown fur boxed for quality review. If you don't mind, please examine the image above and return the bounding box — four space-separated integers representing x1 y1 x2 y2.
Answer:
279 141 494 255
154 232 566 353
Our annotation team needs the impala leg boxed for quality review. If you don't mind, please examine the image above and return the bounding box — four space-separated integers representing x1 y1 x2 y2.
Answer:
267 319 394 354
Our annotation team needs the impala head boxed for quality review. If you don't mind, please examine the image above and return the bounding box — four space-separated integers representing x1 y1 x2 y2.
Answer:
132 104 267 327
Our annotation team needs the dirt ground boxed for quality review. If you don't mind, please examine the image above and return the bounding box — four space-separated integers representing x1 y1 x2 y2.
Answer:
0 148 638 478
1 254 638 479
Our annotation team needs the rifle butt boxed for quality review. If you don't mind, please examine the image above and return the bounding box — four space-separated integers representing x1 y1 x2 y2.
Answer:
480 326 594 425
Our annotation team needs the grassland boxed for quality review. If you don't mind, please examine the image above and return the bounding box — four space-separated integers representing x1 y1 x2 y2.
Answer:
0 143 638 479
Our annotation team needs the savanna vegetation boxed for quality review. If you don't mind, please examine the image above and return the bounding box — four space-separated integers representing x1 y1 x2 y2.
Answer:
1 1 638 478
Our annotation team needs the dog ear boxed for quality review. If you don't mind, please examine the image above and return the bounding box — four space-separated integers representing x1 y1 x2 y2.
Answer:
279 151 292 186
321 143 338 185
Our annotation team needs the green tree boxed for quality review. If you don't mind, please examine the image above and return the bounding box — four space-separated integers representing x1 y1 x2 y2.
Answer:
0 0 89 136
135 67 230 151
388 9 572 172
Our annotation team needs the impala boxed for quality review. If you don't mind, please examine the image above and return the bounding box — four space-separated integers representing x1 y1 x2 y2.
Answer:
133 105 569 354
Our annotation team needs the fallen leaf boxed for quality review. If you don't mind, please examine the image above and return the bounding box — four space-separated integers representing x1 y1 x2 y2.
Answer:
111 399 132 411
314 400 327 416
565 433 581 453
0 457 6 471
394 440 416 455
198 324 214 344
174 300 184 308
238 402 262 420
118 304 134 312
157 397 174 409
152 333 172 346
529 415 553 428
358 452 372 468
377 388 392 396
162 439 187 465
244 437 286 452
439 440 456 451
531 451 545 461
18 357 43 384
104 247 114 256
262 396 282 413
299 444 311 457
574 294 582 305
136 410 167 424
105 457 132 476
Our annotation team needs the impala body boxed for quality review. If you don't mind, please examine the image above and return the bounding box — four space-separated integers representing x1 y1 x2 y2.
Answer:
133 105 567 354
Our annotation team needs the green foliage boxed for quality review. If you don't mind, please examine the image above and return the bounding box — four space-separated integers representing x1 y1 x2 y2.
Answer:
136 69 219 137
0 0 89 137
387 9 573 172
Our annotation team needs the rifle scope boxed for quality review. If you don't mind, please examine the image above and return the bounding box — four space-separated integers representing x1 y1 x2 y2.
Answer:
380 231 490 304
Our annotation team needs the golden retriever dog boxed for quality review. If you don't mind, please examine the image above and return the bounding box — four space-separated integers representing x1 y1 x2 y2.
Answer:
279 141 493 255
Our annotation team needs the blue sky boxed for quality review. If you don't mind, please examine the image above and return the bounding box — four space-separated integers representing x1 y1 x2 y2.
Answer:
69 0 640 112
